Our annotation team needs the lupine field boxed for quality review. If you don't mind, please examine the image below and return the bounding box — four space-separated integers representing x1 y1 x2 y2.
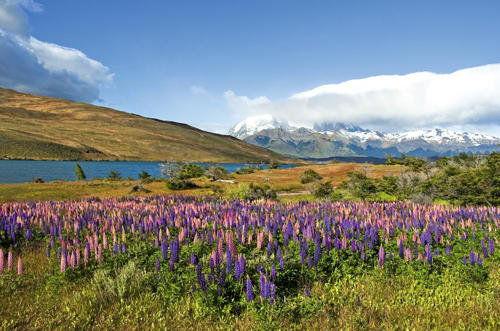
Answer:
2 195 500 330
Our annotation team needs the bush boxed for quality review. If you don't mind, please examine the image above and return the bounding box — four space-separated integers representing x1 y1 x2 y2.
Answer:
91 261 148 306
30 177 44 183
165 178 196 190
138 170 152 183
308 180 333 198
225 183 277 201
204 165 228 181
108 170 122 180
75 163 86 181
299 169 323 184
268 160 282 170
329 190 344 201
130 184 151 193
178 164 204 180
235 164 259 175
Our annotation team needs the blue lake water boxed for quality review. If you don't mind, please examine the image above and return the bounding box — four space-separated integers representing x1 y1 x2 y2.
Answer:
0 160 295 184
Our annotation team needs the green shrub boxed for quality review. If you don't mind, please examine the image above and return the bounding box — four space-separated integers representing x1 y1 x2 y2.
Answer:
30 177 45 183
268 160 282 170
75 163 86 181
225 183 277 201
204 165 228 181
178 164 204 180
308 180 333 198
138 170 152 183
91 261 148 306
165 178 196 190
108 170 122 180
299 169 323 184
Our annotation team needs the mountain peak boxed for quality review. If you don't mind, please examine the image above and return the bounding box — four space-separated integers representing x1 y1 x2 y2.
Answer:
228 114 294 138
313 121 367 133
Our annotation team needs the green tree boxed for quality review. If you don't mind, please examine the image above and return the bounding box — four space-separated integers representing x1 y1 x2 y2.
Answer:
75 162 86 181
138 170 151 181
268 160 282 170
108 170 122 180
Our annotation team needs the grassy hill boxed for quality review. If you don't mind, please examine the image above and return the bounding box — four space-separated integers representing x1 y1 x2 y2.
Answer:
0 88 295 163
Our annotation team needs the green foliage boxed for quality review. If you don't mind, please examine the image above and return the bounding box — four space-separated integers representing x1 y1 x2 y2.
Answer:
138 170 151 183
236 164 262 175
299 169 323 184
178 164 204 180
204 164 228 181
308 180 333 198
75 162 86 181
30 177 45 183
341 171 377 200
107 170 122 180
268 160 282 170
225 183 277 201
165 178 197 190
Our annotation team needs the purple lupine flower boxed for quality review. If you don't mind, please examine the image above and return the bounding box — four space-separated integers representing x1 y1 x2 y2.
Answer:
121 243 127 254
351 239 357 253
162 241 168 261
489 238 495 256
399 241 404 259
478 255 483 267
8 250 13 271
190 252 196 265
219 268 226 288
267 242 272 257
199 274 208 292
378 244 385 268
446 242 451 256
260 274 267 298
313 244 320 267
226 247 232 274
305 285 310 297
426 245 432 265
246 275 254 302
277 248 284 271
46 245 51 258
470 250 476 266
0 249 4 276
196 263 202 281
307 255 312 269
483 245 489 258
463 256 467 265
269 282 276 305
271 264 276 280
17 256 22 275
240 255 245 275
235 259 240 281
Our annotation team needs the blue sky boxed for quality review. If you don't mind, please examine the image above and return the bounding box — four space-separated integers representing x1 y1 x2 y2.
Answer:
1 0 500 134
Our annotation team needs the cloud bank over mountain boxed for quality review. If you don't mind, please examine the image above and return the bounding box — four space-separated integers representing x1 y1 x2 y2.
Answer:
0 0 113 102
224 64 500 135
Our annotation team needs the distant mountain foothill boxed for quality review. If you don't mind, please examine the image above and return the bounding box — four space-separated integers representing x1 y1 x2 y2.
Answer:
0 88 293 163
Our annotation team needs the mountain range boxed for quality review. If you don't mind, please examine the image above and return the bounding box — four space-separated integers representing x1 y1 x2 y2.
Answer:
229 115 500 159
0 88 294 163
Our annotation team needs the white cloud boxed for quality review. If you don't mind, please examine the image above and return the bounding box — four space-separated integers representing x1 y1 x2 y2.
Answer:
0 0 113 102
224 64 500 135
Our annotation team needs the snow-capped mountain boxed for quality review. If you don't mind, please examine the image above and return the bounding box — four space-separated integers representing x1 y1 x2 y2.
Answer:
229 117 500 158
228 114 295 139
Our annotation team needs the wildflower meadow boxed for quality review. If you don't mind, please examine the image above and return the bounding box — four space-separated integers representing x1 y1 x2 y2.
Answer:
1 195 500 330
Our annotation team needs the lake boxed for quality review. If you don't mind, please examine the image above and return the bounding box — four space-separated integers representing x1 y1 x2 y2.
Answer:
0 160 295 184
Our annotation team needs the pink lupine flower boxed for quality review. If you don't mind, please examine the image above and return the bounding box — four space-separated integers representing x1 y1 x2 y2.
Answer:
17 256 22 275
